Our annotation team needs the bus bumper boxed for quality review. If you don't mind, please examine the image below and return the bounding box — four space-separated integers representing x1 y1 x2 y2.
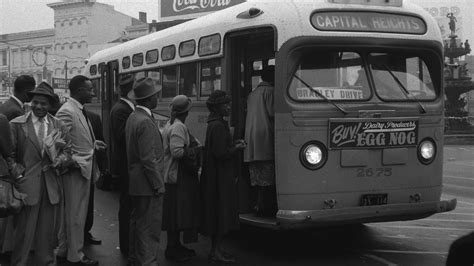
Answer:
277 198 457 229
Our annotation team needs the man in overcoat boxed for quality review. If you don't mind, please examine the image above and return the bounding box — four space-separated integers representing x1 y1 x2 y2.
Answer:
125 77 165 265
9 82 68 265
56 75 105 265
0 75 35 121
110 74 134 255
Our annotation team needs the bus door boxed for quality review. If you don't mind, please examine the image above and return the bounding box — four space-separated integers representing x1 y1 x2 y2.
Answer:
225 27 276 220
101 60 119 173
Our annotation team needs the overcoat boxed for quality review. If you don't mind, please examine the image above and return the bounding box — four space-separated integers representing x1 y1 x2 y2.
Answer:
200 112 239 236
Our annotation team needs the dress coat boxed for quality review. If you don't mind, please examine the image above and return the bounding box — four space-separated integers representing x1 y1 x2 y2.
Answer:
200 112 239 236
125 107 165 196
0 97 24 121
10 112 63 206
55 98 99 262
0 114 11 177
9 112 65 265
110 99 134 191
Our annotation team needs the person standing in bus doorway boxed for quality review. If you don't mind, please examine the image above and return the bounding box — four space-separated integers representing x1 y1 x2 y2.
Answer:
9 82 69 266
200 90 246 263
125 77 165 266
162 95 201 262
56 75 104 266
244 66 277 217
110 74 135 257
0 75 35 121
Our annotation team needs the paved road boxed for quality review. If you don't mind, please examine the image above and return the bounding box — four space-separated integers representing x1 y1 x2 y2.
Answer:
1 145 472 265
83 145 473 266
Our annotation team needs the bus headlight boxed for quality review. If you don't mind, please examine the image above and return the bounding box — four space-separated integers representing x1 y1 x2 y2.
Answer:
418 138 436 164
299 141 328 170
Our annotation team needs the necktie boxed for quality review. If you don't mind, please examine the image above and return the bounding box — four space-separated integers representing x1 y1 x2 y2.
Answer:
38 117 45 149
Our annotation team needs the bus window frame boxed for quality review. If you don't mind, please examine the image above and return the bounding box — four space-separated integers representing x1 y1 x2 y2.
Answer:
162 45 176 61
286 48 372 103
122 56 131 69
146 49 159 64
179 39 196 58
132 53 144 67
199 33 221 56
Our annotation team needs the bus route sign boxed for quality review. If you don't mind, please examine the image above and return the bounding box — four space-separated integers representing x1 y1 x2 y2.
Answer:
328 119 419 149
311 11 427 35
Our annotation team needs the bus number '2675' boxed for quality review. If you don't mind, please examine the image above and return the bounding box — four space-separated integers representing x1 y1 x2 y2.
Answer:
357 167 392 178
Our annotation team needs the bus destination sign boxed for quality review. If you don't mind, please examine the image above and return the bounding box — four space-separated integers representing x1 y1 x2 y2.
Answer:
329 119 419 149
311 11 426 34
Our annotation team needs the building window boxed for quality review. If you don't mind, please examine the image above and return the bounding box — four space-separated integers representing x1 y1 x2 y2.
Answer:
1 50 7 66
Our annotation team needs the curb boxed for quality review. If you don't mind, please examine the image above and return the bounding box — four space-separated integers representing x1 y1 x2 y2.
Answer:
444 135 474 145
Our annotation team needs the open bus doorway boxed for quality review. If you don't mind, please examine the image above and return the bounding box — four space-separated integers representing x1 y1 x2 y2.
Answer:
225 27 277 227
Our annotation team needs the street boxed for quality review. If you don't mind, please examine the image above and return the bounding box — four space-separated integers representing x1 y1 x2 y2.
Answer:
81 145 473 266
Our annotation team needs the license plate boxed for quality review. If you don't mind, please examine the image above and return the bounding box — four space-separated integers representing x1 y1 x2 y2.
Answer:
360 193 388 206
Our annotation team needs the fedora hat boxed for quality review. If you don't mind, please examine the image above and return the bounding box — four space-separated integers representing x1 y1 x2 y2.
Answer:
28 81 56 103
128 77 162 100
169 95 193 114
206 90 231 106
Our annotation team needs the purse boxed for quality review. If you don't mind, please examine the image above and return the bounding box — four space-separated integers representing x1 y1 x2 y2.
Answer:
0 177 26 218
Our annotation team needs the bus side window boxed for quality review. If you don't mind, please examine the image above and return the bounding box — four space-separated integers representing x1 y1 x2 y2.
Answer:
148 70 162 102
200 59 221 97
162 66 178 100
179 63 197 98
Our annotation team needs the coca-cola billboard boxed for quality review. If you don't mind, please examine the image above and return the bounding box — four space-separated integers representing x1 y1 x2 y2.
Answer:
161 0 246 20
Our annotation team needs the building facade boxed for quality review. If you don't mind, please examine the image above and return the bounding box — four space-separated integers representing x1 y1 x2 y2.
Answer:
0 0 144 97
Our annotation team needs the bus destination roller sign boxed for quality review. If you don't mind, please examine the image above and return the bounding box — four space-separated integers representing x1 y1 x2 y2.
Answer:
329 119 419 149
311 11 426 34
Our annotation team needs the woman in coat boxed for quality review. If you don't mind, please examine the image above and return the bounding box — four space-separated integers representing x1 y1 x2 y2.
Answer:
162 95 201 262
200 90 246 263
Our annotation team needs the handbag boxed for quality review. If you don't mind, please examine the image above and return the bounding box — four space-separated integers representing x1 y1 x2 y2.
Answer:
0 177 26 218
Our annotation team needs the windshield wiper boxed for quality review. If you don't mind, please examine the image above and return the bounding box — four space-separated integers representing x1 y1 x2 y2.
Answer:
293 74 348 115
382 64 426 114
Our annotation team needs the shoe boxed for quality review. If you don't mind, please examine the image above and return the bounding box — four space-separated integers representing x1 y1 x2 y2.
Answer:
165 247 191 262
178 244 196 257
208 252 235 263
56 255 68 263
68 255 99 265
85 235 102 245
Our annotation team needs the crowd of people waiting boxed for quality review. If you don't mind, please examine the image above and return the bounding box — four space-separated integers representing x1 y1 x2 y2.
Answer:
0 69 276 266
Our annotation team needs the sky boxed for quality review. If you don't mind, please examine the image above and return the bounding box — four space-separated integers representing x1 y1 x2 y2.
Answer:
0 0 472 42
0 0 159 35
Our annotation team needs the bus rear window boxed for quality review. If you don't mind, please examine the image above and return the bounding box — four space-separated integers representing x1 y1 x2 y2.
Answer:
288 51 370 101
368 53 436 101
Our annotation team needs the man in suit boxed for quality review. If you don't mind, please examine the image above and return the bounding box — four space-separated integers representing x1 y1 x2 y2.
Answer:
125 77 165 265
56 75 105 265
84 110 104 246
9 82 68 265
0 75 35 121
110 74 134 256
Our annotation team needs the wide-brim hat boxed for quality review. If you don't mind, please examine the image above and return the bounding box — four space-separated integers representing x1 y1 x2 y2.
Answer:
28 81 56 103
206 90 231 106
169 95 193 114
128 77 162 100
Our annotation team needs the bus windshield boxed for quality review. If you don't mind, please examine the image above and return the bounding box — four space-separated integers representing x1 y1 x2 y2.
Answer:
368 53 436 101
288 51 371 101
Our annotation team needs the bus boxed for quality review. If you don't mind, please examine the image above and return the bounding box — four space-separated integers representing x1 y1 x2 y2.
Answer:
85 0 456 229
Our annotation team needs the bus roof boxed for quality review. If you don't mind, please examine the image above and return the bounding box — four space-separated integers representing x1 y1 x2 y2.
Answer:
86 0 440 77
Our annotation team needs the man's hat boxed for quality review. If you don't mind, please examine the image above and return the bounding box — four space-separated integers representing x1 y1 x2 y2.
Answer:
28 82 55 103
128 77 162 100
170 95 193 114
206 90 231 106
